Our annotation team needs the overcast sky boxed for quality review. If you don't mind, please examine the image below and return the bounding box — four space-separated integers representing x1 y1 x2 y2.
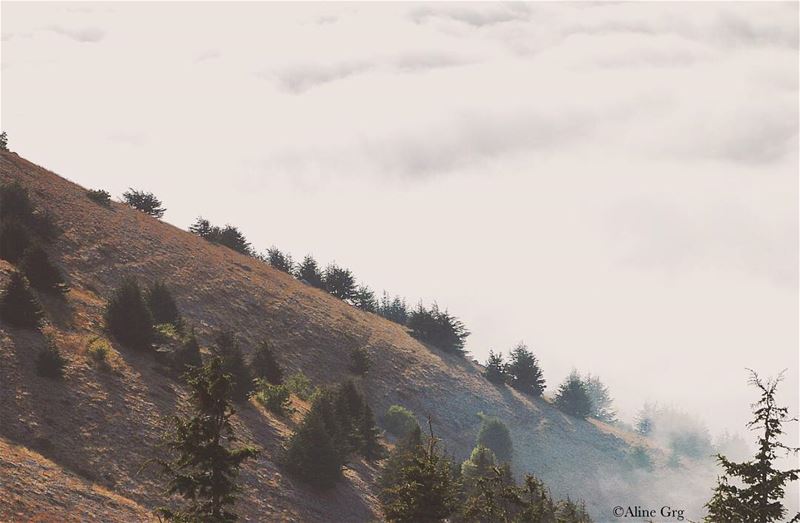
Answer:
2 2 797 440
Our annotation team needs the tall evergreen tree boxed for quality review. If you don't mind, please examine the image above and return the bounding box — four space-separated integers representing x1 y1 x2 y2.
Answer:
158 357 259 522
704 371 799 523
483 350 506 385
283 395 344 487
582 373 617 423
554 371 592 419
295 255 324 288
506 343 545 396
250 340 283 385
353 285 377 312
20 245 68 294
377 292 409 325
266 247 294 273
379 421 459 523
0 272 43 329
323 263 357 302
104 278 154 351
358 400 383 460
146 281 181 325
212 331 252 403
173 328 202 375
407 303 469 355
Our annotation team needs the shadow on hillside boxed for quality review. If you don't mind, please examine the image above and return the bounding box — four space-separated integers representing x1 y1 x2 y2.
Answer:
38 291 75 329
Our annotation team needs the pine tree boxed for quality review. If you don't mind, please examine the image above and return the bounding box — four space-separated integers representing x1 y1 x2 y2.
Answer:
0 218 32 264
348 346 371 375
0 181 34 222
379 420 459 523
158 357 259 522
582 373 617 423
173 328 202 375
250 340 283 385
266 247 294 273
35 343 66 379
323 263 357 302
0 272 43 329
483 350 506 385
358 401 383 460
146 281 180 325
407 303 469 355
704 370 800 523
283 396 344 487
353 285 377 312
554 371 592 419
122 188 166 218
295 255 324 288
20 245 68 294
377 292 409 325
104 278 154 351
476 414 513 465
0 131 7 151
506 342 545 396
212 331 252 403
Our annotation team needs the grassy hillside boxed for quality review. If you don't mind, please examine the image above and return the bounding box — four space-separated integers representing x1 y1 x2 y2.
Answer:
1 150 668 521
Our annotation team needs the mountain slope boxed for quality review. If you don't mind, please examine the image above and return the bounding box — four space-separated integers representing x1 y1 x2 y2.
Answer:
1 150 660 521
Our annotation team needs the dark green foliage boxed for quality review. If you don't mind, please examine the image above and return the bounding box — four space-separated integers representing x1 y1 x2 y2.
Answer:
554 372 592 419
283 400 343 488
86 189 111 206
377 292 409 325
266 247 293 273
0 131 7 150
0 181 34 222
253 379 293 416
0 272 43 329
20 246 68 294
285 371 314 401
384 405 420 439
323 263 357 302
36 343 66 379
122 188 165 218
461 445 497 494
295 255 324 288
483 351 506 385
250 341 282 385
0 219 31 263
146 281 180 326
506 343 545 397
704 371 799 523
476 414 513 464
407 303 469 355
379 421 459 523
582 374 617 423
348 346 371 375
190 217 253 256
173 329 202 375
359 401 383 460
353 285 377 312
158 357 259 522
212 331 252 403
104 278 154 351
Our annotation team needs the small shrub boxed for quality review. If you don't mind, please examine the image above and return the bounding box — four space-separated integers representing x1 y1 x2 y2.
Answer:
384 405 419 438
20 245 68 294
86 189 111 206
0 181 34 222
189 218 252 256
122 188 166 218
266 246 294 274
0 219 31 263
87 337 111 367
476 413 513 464
146 281 180 326
251 341 283 385
36 344 66 378
173 329 202 375
0 272 43 329
104 278 154 351
253 379 293 415
348 346 371 375
285 371 314 401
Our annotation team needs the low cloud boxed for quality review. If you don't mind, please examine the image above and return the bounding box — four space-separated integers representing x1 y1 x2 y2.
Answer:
48 25 105 43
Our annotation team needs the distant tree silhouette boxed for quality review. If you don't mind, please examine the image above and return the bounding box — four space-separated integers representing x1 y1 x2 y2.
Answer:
188 217 214 238
122 189 165 218
251 340 283 385
104 278 154 351
266 247 294 274
377 292 409 325
86 189 111 206
158 356 259 522
407 303 469 355
20 246 68 294
506 343 545 397
483 350 506 385
295 255 324 288
212 331 252 403
554 371 592 419
582 373 617 424
0 219 32 263
705 370 799 522
189 217 253 256
0 272 43 329
0 131 7 151
146 281 181 326
476 413 513 464
323 263 357 302
353 285 377 313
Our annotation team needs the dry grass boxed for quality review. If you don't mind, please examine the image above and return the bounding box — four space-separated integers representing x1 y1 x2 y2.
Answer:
0 151 654 520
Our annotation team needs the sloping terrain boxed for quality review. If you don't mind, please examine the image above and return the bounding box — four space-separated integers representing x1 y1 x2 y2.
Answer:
0 150 670 521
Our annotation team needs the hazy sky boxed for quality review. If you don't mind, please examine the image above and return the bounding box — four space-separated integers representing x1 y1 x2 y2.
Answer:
2 2 797 439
